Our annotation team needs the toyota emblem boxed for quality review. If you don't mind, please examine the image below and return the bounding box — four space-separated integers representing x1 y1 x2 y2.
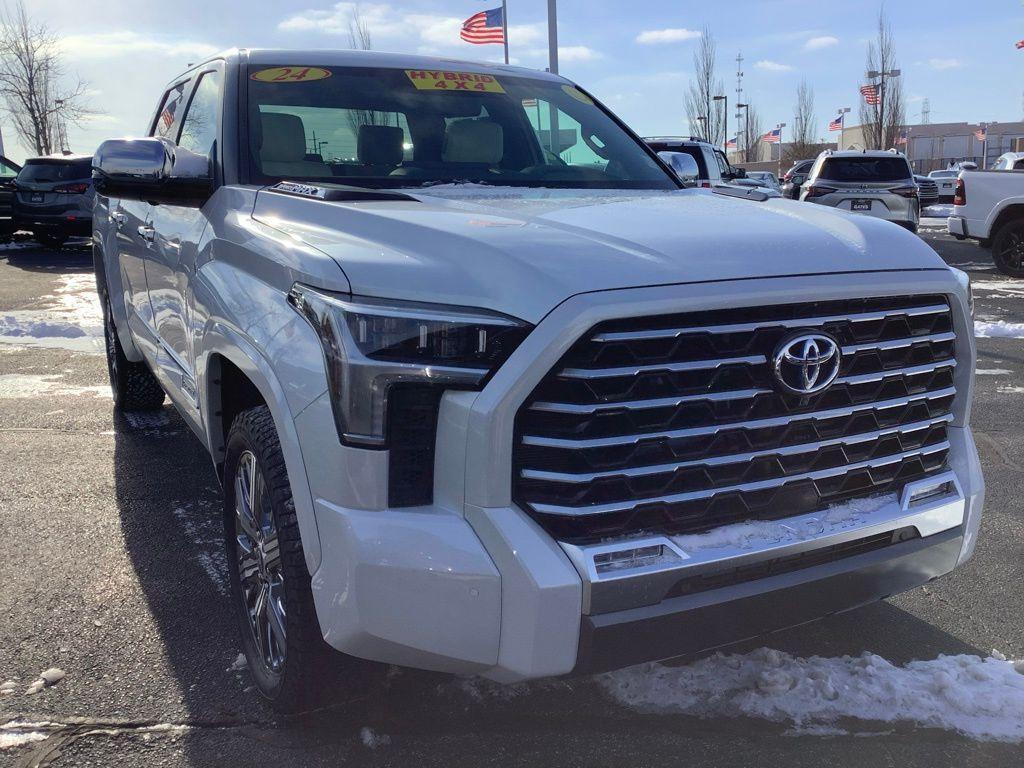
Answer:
772 333 842 395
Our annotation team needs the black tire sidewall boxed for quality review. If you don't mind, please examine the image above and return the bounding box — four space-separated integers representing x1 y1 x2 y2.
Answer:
993 220 1024 278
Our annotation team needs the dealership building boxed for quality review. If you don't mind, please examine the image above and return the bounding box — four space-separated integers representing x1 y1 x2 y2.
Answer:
838 121 1024 173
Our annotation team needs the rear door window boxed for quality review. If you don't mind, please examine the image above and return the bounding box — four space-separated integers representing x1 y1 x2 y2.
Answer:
818 157 912 182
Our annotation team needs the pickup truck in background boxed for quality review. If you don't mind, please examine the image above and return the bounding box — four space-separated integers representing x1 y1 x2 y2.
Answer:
949 169 1024 277
92 48 984 713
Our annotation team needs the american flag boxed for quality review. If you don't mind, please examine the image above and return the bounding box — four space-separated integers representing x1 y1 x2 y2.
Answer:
828 113 845 132
1016 39 1024 49
974 127 987 141
761 128 782 144
726 136 738 149
461 7 505 44
860 84 880 105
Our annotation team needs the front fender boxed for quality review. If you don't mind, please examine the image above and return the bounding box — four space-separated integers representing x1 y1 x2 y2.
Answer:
198 323 323 573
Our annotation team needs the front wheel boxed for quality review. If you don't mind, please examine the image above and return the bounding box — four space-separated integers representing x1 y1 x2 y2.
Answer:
992 219 1024 278
103 298 165 410
224 406 373 713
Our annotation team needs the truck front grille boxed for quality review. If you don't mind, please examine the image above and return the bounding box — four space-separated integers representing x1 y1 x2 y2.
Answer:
513 295 956 544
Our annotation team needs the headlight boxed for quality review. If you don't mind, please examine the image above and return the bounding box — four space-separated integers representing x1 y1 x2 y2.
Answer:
289 284 532 447
949 267 974 318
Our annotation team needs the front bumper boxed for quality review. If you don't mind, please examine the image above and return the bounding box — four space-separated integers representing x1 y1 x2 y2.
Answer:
296 271 983 682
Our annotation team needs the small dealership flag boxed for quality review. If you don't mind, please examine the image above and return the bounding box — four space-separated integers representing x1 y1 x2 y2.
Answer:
761 128 782 144
1016 39 1024 49
860 84 880 105
974 126 987 142
461 7 505 44
725 135 738 149
828 113 845 132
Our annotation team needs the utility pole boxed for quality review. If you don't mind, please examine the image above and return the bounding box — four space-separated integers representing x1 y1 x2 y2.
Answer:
735 52 744 123
921 98 931 125
546 0 558 74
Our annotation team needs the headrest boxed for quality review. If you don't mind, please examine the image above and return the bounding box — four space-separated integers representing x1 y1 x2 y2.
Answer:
358 125 405 166
442 120 503 165
260 113 307 164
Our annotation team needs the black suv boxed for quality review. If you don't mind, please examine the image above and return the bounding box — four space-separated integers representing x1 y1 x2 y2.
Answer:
14 155 95 248
781 159 815 200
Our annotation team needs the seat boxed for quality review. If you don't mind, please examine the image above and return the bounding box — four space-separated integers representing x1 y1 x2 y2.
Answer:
390 119 504 179
356 125 404 176
259 113 331 178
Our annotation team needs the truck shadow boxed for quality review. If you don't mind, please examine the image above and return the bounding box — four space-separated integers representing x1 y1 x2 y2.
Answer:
0 239 92 274
110 406 988 767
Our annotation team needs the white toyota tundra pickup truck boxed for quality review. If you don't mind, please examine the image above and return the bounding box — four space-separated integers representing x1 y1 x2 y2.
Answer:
948 168 1024 277
92 49 984 712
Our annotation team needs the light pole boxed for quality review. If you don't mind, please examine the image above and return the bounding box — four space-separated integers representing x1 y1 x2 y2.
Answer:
836 106 851 150
736 102 749 160
713 94 727 152
696 114 707 142
867 67 900 148
318 140 329 160
54 98 69 153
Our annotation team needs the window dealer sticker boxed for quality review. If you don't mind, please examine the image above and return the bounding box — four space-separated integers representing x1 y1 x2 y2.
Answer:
562 85 593 105
250 67 332 83
404 69 505 93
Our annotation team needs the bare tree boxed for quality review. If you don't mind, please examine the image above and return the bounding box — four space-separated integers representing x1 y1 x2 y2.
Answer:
684 27 725 145
789 79 817 159
344 3 393 146
741 103 764 163
859 9 905 150
0 0 93 155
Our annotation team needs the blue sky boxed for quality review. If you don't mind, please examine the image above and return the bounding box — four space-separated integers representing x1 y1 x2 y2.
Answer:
12 0 1022 162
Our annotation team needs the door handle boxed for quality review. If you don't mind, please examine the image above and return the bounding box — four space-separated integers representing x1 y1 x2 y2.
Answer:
111 211 127 228
137 225 155 242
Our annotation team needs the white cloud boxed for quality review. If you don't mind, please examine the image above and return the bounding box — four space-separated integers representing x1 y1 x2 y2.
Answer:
755 60 794 72
804 35 838 50
557 45 601 62
929 58 963 70
57 31 219 61
635 28 701 45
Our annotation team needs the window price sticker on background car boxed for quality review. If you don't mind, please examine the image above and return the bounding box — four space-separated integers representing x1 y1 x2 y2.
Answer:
404 70 505 93
250 67 332 83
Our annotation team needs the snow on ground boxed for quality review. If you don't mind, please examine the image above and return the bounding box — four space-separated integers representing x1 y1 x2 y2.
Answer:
972 279 1024 298
975 368 1011 375
923 204 954 218
0 721 56 750
0 374 110 399
171 501 229 595
975 320 1024 339
998 385 1024 394
599 648 1024 742
671 494 894 554
0 274 103 353
359 727 392 749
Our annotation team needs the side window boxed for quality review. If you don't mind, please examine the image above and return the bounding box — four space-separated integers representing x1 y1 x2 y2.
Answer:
994 158 1008 170
0 160 18 178
1015 160 1024 170
713 151 730 177
152 82 189 139
178 71 221 157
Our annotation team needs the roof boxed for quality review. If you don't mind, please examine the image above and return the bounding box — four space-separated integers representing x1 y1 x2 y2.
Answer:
825 149 908 158
204 48 568 83
25 153 92 163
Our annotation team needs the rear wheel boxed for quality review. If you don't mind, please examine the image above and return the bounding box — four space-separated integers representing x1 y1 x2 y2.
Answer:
103 298 165 410
992 219 1024 278
224 406 374 713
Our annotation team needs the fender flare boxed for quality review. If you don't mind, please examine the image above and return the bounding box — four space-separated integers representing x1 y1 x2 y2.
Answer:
199 322 323 572
986 197 1024 238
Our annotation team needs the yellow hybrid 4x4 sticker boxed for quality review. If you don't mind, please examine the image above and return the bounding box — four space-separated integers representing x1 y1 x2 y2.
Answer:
562 85 593 105
251 67 332 83
405 70 505 93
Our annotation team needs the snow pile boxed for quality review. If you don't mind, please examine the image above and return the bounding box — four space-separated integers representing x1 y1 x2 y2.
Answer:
359 726 391 749
922 204 954 218
0 722 56 751
975 320 1024 339
976 368 1011 375
0 274 103 353
672 494 894 554
600 648 1024 742
0 374 110 400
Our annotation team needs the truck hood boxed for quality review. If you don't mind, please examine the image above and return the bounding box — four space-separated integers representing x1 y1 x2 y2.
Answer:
252 186 947 323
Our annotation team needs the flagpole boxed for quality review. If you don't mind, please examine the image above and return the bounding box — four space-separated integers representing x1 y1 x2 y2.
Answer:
501 0 509 65
547 0 558 74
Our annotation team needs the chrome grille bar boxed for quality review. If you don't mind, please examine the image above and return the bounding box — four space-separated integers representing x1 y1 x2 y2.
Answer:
529 442 951 517
558 354 766 380
841 331 955 356
521 386 956 449
520 414 954 484
592 303 950 343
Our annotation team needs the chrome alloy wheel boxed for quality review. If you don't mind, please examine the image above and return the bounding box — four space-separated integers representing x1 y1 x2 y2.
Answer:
234 450 287 674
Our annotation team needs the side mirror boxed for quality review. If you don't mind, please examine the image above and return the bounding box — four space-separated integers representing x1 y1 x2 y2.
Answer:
657 151 700 186
93 137 212 204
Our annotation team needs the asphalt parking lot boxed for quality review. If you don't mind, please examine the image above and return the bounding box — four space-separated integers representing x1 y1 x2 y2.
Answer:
1 221 1023 767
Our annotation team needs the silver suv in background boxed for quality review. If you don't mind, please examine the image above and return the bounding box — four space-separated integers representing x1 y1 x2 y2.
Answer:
14 155 95 248
801 150 920 233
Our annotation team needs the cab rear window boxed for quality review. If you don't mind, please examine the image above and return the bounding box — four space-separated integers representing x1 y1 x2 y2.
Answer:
818 157 912 183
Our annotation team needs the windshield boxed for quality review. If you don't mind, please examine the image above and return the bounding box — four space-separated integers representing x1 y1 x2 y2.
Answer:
817 156 911 183
17 159 92 183
246 65 676 189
